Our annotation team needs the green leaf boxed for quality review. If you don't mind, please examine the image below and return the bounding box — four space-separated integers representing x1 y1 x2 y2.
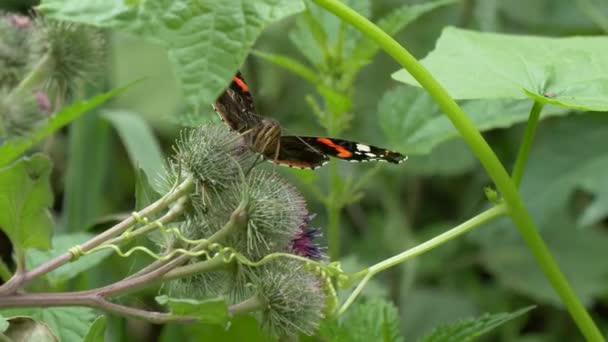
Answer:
0 315 7 333
392 27 608 111
160 315 270 342
0 154 53 251
39 0 304 109
102 110 166 191
351 0 459 66
0 307 97 342
419 306 535 342
401 288 478 340
251 50 321 85
135 168 161 211
577 177 608 227
83 316 106 342
408 139 477 176
25 233 113 286
3 316 57 341
319 298 404 342
471 114 608 306
63 113 111 232
378 86 569 155
155 295 230 326
0 84 132 166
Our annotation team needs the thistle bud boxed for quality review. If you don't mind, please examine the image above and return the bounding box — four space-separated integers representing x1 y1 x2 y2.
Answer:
31 19 105 100
248 260 326 339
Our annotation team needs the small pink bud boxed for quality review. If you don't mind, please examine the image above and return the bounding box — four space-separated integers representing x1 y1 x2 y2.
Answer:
7 15 31 29
35 91 52 113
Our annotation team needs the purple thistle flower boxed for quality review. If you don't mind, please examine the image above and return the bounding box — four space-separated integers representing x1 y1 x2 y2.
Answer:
290 214 326 260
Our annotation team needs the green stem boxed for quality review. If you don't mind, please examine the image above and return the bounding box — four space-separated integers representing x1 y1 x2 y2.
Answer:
10 53 53 98
342 205 506 315
312 1 604 340
229 296 266 315
511 101 543 187
369 204 506 274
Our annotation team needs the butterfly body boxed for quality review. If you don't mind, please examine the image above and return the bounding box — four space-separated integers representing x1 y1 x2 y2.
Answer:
213 72 406 169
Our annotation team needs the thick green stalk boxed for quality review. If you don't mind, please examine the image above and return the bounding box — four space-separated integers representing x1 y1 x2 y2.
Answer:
512 101 543 186
311 0 604 340
327 162 341 261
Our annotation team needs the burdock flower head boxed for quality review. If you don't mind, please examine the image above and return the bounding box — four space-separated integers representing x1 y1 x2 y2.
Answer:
162 123 329 338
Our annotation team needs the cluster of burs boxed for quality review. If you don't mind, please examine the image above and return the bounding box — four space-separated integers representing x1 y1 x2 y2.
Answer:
164 124 330 338
0 14 103 142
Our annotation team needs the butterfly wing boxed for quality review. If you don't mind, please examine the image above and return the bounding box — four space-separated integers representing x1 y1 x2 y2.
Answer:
213 72 261 133
294 137 406 164
269 136 330 169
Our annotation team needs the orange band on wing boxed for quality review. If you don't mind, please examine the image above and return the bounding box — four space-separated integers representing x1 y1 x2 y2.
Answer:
316 138 353 158
233 76 249 92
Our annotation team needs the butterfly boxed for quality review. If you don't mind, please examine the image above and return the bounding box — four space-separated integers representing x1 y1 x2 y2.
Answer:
212 72 406 169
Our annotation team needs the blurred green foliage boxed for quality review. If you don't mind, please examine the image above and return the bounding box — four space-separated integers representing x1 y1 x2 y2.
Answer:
1 0 608 341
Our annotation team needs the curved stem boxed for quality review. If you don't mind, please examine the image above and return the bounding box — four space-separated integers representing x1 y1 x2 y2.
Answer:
368 204 506 274
311 1 604 340
511 101 543 186
341 205 506 315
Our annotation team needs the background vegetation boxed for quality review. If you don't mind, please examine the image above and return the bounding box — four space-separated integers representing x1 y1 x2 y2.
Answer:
1 0 608 341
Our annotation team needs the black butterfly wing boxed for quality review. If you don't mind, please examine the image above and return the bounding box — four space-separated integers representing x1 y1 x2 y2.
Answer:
213 72 261 133
293 137 406 164
269 136 330 169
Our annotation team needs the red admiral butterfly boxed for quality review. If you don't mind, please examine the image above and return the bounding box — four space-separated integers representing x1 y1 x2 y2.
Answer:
212 72 406 169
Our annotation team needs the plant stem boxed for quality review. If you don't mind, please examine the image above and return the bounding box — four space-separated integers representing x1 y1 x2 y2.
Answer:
370 204 506 274
511 101 543 187
312 1 604 340
10 53 53 98
342 205 506 315
0 292 196 324
0 176 195 295
229 296 266 315
161 256 230 283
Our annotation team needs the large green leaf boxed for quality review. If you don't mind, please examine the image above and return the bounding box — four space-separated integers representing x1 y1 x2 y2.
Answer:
25 233 113 286
0 85 131 166
0 154 53 251
419 306 534 342
38 0 304 109
392 27 608 111
351 0 459 66
378 86 569 155
0 307 97 342
471 114 608 306
319 298 404 342
102 110 166 191
155 295 230 326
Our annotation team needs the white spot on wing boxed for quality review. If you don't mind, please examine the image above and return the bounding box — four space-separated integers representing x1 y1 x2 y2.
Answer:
365 152 377 158
356 144 371 152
